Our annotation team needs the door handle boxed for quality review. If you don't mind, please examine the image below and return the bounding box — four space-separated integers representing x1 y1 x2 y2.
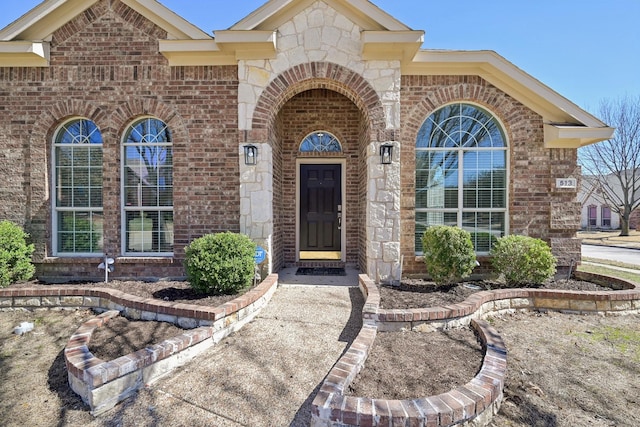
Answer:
337 212 342 230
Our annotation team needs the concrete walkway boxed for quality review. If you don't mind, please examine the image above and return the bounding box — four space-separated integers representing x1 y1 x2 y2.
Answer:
117 267 362 426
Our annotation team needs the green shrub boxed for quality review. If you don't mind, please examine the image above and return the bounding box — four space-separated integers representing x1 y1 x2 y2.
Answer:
184 232 256 295
490 235 557 287
421 225 477 286
0 220 35 287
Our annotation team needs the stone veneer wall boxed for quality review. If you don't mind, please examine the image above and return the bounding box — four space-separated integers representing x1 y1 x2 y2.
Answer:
399 76 582 276
237 1 401 132
239 143 274 273
238 1 403 281
0 0 241 280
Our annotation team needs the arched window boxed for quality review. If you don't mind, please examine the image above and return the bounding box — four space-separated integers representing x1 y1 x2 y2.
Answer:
53 118 103 255
300 131 342 152
122 117 173 255
415 103 508 253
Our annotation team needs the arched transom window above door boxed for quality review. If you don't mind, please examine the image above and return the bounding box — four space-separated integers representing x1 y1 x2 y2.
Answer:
415 103 508 254
300 131 342 153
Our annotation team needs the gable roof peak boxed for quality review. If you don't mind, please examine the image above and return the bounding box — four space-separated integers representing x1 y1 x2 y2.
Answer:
0 0 211 42
230 0 413 32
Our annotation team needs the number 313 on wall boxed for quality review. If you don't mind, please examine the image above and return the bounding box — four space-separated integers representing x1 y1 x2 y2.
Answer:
556 178 577 189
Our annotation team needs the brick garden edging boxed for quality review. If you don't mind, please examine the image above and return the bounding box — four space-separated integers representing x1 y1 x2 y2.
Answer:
311 271 640 427
0 274 278 415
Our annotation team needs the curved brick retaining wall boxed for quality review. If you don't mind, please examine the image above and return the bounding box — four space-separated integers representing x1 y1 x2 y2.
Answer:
0 274 278 415
311 272 640 427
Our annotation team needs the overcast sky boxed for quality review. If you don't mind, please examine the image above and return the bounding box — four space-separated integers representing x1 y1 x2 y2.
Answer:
2 0 638 114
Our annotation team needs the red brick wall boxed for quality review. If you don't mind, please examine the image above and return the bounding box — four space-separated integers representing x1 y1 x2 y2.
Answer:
0 0 240 280
400 75 580 275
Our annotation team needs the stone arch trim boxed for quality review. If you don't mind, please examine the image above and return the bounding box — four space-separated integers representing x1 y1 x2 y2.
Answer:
252 62 388 140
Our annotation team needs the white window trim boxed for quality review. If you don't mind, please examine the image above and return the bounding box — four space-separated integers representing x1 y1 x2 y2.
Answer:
51 118 104 257
415 102 510 255
120 117 174 257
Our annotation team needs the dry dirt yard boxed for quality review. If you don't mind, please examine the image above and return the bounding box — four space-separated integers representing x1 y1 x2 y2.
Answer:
1 279 639 426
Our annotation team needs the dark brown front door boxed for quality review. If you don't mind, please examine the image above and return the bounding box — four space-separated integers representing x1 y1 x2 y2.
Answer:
300 164 342 254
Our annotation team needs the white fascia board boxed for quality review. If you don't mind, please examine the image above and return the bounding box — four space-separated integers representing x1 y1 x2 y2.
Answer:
231 0 411 32
158 40 236 66
361 30 424 60
214 30 277 45
214 31 277 59
0 41 50 66
120 0 211 40
544 124 615 148
0 0 99 41
340 0 411 31
408 50 609 129
231 0 300 30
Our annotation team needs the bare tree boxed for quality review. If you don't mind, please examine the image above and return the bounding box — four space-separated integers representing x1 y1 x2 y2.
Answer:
579 95 640 236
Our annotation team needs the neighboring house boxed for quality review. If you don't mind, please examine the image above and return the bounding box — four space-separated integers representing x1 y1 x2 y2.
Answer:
579 175 620 230
0 0 614 282
632 209 640 230
579 172 640 231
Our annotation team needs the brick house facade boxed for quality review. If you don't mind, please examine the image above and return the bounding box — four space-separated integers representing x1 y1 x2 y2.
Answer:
0 0 613 282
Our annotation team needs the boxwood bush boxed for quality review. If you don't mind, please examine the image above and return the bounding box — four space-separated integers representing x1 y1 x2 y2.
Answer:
184 231 256 295
422 225 477 286
490 235 557 287
0 220 35 288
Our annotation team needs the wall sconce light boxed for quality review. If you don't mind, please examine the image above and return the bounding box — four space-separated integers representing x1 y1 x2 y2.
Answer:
244 144 258 165
380 144 393 165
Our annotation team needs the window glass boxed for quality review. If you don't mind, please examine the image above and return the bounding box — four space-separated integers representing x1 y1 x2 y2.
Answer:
415 103 507 253
300 131 342 152
601 206 611 227
122 118 173 254
53 119 103 254
588 205 598 227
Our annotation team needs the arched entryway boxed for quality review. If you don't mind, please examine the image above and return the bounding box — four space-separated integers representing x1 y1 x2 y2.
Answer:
277 89 361 267
241 62 394 276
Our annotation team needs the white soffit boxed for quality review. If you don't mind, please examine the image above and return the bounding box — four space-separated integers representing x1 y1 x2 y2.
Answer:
544 124 615 148
213 30 277 59
158 40 237 66
361 30 424 61
0 41 50 66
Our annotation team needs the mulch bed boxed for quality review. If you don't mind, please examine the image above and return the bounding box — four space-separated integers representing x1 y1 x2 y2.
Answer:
11 279 248 307
379 278 613 309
